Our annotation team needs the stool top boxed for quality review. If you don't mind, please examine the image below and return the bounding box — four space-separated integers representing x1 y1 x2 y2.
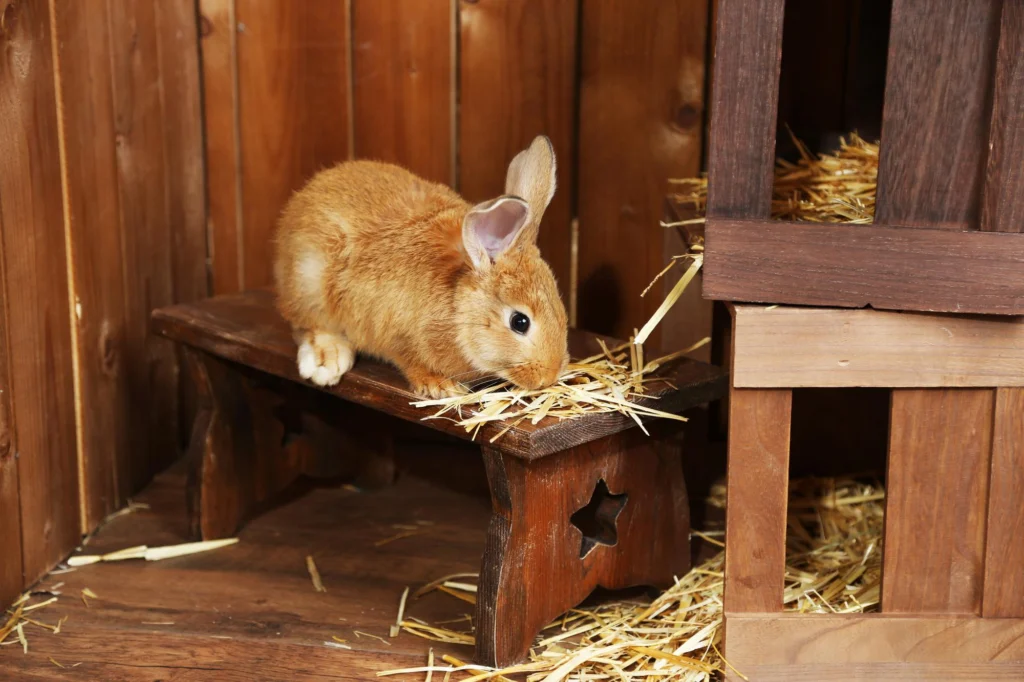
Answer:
153 290 726 459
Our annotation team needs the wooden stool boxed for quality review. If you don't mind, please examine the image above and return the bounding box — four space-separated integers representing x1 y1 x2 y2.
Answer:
152 290 726 666
722 304 1024 680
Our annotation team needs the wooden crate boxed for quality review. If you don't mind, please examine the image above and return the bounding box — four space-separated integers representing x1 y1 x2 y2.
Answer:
704 0 1023 315
702 1 1024 678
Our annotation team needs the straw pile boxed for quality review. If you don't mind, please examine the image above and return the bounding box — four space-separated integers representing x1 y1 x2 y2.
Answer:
381 476 884 681
665 131 879 227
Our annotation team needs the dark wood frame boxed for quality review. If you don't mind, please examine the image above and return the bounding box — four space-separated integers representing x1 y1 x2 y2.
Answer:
704 0 1024 315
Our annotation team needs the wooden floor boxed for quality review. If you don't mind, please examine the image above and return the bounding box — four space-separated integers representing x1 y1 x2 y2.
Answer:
0 444 501 680
1 418 725 681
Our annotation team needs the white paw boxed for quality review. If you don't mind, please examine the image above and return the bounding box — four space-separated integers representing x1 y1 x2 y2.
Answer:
297 333 354 387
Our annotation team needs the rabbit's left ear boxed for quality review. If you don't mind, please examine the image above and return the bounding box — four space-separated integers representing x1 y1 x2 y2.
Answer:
504 135 556 243
462 196 531 270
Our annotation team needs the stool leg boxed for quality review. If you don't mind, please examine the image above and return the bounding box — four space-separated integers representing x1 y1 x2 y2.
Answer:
185 349 306 540
475 430 689 667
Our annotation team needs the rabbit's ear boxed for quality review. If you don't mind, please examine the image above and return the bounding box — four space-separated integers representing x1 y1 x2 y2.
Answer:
504 135 556 242
462 196 531 270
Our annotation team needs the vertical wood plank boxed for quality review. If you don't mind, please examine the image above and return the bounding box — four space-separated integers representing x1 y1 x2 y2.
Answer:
458 0 577 304
52 0 129 528
155 0 209 449
0 0 80 584
983 387 1024 617
0 205 23 608
576 0 708 342
351 0 452 184
875 0 1002 230
157 0 208 305
107 0 180 492
235 0 352 289
981 0 1024 234
884 389 994 614
198 0 243 294
704 0 785 219
724 387 792 613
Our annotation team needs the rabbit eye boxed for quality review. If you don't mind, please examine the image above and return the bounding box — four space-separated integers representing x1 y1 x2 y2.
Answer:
510 312 530 335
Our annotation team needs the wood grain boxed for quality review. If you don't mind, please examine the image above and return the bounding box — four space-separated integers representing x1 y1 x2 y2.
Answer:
1 467 489 677
0 0 80 585
155 0 209 450
705 0 785 219
352 0 452 184
702 218 1024 315
198 0 243 294
981 0 1024 234
0 198 19 609
156 0 208 307
884 389 994 614
458 0 577 303
576 0 708 342
0 456 20 608
477 430 688 666
152 290 726 460
875 0 1002 229
724 388 792 613
983 387 1024 618
107 0 182 492
236 0 352 289
730 305 1024 388
724 613 1024 681
51 0 129 528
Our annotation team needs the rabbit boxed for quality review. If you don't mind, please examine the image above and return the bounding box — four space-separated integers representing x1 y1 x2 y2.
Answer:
273 135 569 399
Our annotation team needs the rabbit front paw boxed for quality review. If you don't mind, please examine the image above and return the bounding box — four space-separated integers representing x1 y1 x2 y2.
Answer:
405 367 461 399
297 331 354 387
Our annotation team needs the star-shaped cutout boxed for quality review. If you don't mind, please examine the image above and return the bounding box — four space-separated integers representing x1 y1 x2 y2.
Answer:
570 479 628 558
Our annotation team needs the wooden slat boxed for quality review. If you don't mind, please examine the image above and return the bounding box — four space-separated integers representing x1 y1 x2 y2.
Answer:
236 0 352 289
155 0 209 450
352 0 452 184
0 0 80 583
875 0 1002 230
458 0 577 304
884 389 993 614
702 218 1024 315
724 387 792 613
576 0 709 342
731 305 1024 389
157 0 208 307
0 456 21 607
725 613 1024 681
0 200 22 608
198 0 243 294
107 0 181 493
983 387 1024 617
52 0 129 528
705 0 785 219
981 0 1024 234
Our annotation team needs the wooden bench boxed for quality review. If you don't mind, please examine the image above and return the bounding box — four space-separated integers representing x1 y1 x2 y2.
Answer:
152 289 726 666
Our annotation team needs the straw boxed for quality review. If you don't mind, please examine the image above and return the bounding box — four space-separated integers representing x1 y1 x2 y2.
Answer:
667 130 879 227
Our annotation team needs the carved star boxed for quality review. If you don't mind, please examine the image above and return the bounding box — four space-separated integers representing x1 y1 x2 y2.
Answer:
570 479 628 558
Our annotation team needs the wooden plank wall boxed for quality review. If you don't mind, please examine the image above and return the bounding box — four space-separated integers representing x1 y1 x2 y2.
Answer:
200 0 712 355
0 0 206 599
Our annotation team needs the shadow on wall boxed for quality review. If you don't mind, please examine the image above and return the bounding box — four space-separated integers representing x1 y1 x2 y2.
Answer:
576 264 623 336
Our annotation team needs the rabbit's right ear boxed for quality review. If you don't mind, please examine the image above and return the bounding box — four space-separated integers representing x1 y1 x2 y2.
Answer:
462 196 531 270
504 135 556 241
